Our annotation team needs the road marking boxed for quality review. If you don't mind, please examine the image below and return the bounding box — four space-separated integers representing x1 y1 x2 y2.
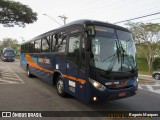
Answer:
0 66 24 84
0 79 21 84
138 83 160 94
7 66 24 83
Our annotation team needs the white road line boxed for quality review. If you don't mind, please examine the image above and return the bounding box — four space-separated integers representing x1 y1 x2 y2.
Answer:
7 66 24 83
0 71 14 73
2 77 22 81
138 84 160 94
0 65 24 84
146 85 154 91
0 79 21 84
2 75 18 78
153 90 160 94
138 86 143 89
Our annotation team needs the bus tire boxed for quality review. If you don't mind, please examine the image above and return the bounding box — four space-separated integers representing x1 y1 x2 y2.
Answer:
56 77 66 97
27 65 33 77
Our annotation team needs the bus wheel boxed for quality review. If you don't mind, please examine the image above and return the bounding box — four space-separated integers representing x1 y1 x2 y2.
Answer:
27 65 32 77
56 77 66 97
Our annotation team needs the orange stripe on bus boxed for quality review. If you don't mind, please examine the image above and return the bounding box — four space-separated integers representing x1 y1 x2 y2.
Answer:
63 74 86 83
25 54 86 84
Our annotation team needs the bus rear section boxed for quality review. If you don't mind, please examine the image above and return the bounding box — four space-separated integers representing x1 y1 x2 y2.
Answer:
20 20 138 103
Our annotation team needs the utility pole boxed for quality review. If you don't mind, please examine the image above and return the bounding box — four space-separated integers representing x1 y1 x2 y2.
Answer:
58 15 68 25
43 14 61 25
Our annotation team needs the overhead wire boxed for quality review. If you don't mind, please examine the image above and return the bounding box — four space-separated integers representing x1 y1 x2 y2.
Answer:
112 4 160 22
142 17 160 23
114 11 160 24
65 0 128 20
48 0 160 24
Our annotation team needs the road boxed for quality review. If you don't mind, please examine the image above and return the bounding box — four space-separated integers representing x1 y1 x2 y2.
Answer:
0 61 160 120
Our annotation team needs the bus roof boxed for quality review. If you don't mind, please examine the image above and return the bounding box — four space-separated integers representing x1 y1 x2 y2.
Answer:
22 19 130 45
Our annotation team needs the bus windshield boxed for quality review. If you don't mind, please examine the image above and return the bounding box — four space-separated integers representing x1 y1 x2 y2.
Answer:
4 50 15 56
90 26 136 72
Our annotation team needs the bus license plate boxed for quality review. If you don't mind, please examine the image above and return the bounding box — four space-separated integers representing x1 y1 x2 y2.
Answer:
119 92 126 97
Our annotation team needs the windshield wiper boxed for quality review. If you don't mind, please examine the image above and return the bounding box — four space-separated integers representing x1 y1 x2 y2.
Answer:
105 53 117 74
118 42 137 73
104 40 122 74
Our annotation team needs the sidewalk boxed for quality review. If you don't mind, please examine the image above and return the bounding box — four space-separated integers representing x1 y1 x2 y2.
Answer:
138 74 156 84
138 74 160 94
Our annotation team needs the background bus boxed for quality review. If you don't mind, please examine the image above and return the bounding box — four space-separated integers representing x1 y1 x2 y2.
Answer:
1 47 15 62
20 20 138 103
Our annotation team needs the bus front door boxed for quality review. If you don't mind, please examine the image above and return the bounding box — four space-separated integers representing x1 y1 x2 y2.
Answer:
66 34 80 98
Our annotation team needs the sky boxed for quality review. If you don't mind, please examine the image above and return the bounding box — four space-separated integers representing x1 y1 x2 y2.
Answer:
0 0 160 43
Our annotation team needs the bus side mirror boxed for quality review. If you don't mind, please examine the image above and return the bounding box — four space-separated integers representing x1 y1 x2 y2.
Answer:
84 28 92 35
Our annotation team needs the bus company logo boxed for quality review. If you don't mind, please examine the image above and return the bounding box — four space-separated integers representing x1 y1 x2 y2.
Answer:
38 58 50 64
2 112 11 117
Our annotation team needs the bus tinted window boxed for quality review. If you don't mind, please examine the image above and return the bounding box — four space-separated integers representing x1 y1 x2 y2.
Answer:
29 42 34 53
25 44 29 53
52 34 56 52
21 45 24 53
35 39 41 53
57 35 66 52
52 32 66 52
42 37 50 53
68 35 80 65
4 50 15 56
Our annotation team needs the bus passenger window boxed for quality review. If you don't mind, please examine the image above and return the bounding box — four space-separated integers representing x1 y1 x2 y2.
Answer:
52 32 66 52
42 37 50 53
21 45 24 53
51 35 56 52
29 42 34 53
25 44 29 53
68 35 80 65
35 39 41 53
57 37 66 52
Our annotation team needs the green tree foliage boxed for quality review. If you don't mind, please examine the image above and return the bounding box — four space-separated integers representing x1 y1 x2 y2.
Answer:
0 38 20 53
126 22 160 73
0 0 37 27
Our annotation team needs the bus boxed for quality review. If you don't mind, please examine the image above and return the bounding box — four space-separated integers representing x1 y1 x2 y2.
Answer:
20 20 138 103
1 47 15 62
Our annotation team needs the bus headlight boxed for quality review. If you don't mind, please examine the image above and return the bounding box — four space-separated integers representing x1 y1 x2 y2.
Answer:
136 78 139 82
89 78 106 91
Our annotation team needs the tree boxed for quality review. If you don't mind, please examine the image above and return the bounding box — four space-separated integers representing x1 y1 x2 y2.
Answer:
126 22 160 73
0 38 20 52
0 0 37 27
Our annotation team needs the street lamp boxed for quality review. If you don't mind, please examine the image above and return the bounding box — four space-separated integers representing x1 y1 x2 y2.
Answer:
43 14 62 25
58 15 68 25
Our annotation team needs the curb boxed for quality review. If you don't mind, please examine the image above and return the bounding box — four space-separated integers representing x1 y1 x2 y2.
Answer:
138 79 155 84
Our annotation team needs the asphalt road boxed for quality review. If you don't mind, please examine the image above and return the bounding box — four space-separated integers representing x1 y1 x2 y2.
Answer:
0 61 160 120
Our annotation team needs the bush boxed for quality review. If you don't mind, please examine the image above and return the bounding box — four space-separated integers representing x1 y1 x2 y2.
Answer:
137 58 149 72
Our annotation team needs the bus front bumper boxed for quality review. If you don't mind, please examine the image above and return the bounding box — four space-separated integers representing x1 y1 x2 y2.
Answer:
3 57 15 62
89 85 138 102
